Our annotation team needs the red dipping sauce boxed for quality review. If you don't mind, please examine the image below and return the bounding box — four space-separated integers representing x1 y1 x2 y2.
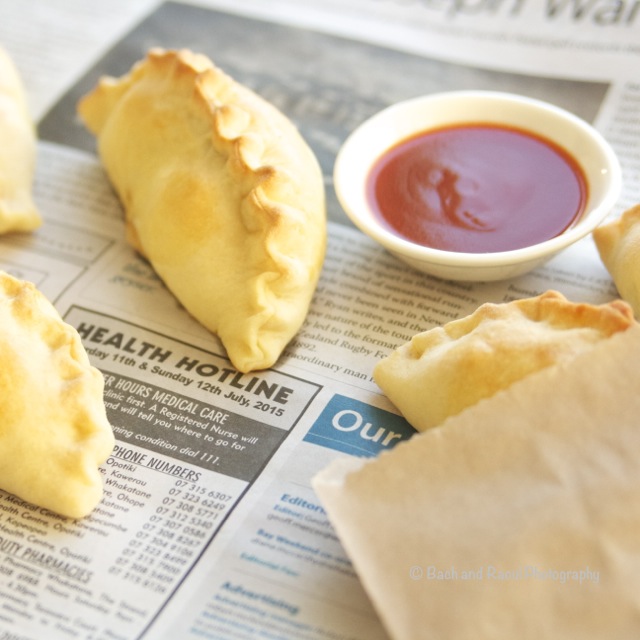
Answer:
367 123 588 253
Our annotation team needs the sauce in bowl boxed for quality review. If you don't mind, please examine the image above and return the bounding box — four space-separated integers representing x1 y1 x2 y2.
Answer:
367 123 588 253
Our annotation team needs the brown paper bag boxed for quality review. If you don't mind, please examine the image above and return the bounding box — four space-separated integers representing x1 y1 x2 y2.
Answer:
313 325 640 639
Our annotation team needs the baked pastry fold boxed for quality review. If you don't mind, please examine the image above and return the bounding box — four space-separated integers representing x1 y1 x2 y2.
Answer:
593 204 640 317
0 46 41 233
78 49 326 372
374 290 635 431
0 271 114 518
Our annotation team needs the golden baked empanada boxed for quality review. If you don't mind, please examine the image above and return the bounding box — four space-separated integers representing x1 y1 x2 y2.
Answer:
0 271 114 518
0 46 41 233
374 290 635 431
593 204 640 317
78 48 326 372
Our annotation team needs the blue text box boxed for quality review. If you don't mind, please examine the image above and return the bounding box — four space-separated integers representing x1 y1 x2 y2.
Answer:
304 394 416 457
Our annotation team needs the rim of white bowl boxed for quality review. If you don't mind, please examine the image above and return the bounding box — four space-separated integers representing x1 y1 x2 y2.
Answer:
334 90 622 268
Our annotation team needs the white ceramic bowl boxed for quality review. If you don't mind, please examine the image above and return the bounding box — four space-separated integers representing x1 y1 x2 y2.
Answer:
334 90 622 281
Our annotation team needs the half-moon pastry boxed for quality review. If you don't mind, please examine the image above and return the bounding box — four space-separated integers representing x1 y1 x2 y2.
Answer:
374 290 635 431
0 271 114 518
593 204 640 317
78 48 326 372
0 46 41 233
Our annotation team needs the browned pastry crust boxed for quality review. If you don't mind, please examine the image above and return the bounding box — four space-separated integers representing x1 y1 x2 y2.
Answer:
0 46 41 233
374 290 635 431
78 49 326 372
593 204 640 317
0 271 114 518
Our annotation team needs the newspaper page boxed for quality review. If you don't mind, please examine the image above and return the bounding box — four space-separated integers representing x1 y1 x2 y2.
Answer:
0 1 639 638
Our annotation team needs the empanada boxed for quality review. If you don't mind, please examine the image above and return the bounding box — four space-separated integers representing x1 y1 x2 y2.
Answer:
78 48 326 372
593 204 640 317
374 290 635 431
0 46 41 233
0 271 114 518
